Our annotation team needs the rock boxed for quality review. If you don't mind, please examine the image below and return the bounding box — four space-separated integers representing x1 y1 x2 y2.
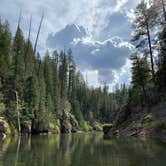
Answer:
0 117 11 138
60 109 78 133
115 106 131 127
48 123 60 134
70 114 78 133
61 120 72 133
103 124 114 138
21 121 31 135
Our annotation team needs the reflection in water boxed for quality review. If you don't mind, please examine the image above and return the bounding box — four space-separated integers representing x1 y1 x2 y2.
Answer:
14 137 21 166
0 133 166 166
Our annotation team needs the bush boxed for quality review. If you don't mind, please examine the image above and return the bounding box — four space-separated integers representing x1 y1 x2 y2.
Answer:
0 117 11 136
48 122 60 134
144 114 153 121
131 121 142 129
82 121 93 132
92 122 103 131
144 120 166 131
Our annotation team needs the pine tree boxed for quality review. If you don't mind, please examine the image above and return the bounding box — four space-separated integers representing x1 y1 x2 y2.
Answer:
24 40 36 77
0 20 11 82
157 27 166 87
52 51 61 114
12 26 25 98
67 49 76 101
132 0 155 82
0 80 5 116
59 51 68 100
43 51 54 112
131 54 150 100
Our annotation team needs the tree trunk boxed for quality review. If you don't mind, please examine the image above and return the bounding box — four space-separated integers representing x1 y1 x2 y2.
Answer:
162 0 166 22
146 22 155 82
15 91 21 134
34 13 44 55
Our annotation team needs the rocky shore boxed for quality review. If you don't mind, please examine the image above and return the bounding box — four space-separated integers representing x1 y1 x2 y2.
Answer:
103 100 166 139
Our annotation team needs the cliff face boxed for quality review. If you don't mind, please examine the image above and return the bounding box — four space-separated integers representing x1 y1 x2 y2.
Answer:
104 100 166 139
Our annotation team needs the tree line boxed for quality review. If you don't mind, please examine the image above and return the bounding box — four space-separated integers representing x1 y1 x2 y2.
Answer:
0 17 128 133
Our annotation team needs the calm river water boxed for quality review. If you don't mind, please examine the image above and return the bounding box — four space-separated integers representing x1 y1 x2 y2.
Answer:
0 133 166 166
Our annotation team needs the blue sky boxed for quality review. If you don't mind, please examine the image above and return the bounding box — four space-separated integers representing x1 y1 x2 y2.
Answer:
0 0 141 90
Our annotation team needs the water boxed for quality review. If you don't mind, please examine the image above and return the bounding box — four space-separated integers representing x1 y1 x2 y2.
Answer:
0 133 166 166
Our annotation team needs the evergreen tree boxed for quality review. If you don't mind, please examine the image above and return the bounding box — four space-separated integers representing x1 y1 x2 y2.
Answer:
131 54 150 100
0 20 11 82
43 51 54 112
132 0 155 81
12 26 25 98
59 51 68 100
157 27 166 87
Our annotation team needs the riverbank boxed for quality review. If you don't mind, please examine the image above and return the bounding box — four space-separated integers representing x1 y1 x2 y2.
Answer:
103 99 166 139
0 109 103 139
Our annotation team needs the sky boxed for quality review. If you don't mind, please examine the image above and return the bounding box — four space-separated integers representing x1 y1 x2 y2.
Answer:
0 0 141 91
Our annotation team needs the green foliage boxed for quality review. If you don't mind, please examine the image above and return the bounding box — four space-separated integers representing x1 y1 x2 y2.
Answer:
144 114 153 121
0 18 130 134
144 121 166 131
81 121 93 132
0 117 11 135
92 122 103 131
130 54 151 102
103 124 113 128
48 122 60 134
131 121 142 130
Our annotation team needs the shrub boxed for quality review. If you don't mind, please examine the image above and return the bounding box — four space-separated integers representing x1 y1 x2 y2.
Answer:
144 120 166 131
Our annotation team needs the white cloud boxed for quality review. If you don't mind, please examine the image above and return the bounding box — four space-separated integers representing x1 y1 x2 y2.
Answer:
47 24 134 88
0 0 140 90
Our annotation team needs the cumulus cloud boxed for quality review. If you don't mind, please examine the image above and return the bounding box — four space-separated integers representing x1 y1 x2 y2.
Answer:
46 24 133 84
0 0 140 89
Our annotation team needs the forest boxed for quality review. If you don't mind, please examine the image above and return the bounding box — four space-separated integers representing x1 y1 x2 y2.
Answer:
0 15 128 135
0 0 166 138
104 0 166 138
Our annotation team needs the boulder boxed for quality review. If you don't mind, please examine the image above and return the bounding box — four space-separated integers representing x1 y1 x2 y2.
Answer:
103 124 115 138
60 109 78 133
0 117 11 138
70 114 78 133
21 121 31 135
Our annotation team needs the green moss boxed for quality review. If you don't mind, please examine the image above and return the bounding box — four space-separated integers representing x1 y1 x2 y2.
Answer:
0 117 11 136
144 120 166 130
103 124 113 128
131 121 142 129
92 122 103 131
48 122 60 134
144 114 153 121
69 113 78 127
82 121 93 132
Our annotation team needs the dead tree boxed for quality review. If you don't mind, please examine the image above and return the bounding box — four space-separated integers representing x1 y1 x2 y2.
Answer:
15 91 21 135
34 13 44 55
